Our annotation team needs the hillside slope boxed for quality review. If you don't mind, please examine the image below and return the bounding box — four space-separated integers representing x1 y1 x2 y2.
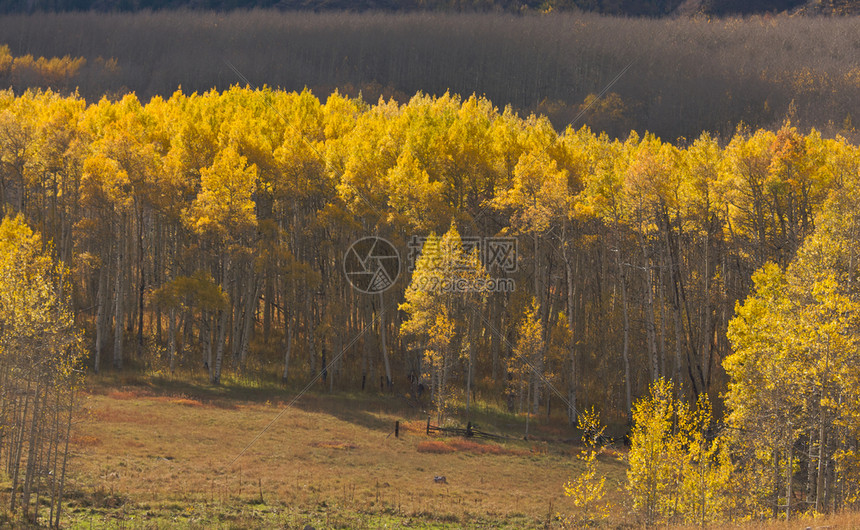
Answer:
0 0 859 16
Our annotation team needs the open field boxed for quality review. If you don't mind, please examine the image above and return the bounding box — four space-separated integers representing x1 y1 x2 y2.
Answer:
31 375 860 528
58 375 628 528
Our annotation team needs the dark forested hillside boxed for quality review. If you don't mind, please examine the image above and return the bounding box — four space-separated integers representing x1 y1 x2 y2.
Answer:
0 0 840 15
700 0 806 15
1 11 858 142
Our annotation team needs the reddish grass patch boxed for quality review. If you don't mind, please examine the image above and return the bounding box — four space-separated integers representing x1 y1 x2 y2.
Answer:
310 441 359 450
448 440 523 455
416 441 456 454
172 398 204 407
70 434 101 447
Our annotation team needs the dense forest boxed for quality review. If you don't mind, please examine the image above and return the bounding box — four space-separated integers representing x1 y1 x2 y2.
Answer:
0 0 830 16
0 11 858 141
0 83 854 418
2 82 860 521
2 6 860 524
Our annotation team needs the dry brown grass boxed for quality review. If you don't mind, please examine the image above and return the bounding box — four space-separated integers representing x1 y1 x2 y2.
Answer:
67 378 860 528
152 396 206 407
86 406 157 424
416 439 527 456
69 434 101 447
105 389 148 400
65 378 611 528
310 441 360 451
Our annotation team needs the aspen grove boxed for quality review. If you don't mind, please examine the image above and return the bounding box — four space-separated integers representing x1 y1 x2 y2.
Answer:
2 85 860 521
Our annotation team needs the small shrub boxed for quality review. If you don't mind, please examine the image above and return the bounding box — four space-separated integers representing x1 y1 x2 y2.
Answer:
562 407 610 526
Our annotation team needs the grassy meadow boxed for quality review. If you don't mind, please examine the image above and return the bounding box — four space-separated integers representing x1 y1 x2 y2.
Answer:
50 374 860 528
61 374 628 528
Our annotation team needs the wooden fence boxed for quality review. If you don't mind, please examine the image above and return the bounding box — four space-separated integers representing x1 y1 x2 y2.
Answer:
391 418 513 440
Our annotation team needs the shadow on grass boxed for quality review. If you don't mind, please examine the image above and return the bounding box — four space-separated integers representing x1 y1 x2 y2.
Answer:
85 370 598 446
85 371 425 432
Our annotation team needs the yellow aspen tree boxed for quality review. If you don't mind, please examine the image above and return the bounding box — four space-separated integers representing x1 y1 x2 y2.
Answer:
0 215 83 525
511 297 544 436
400 223 488 421
563 407 610 525
627 378 685 525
